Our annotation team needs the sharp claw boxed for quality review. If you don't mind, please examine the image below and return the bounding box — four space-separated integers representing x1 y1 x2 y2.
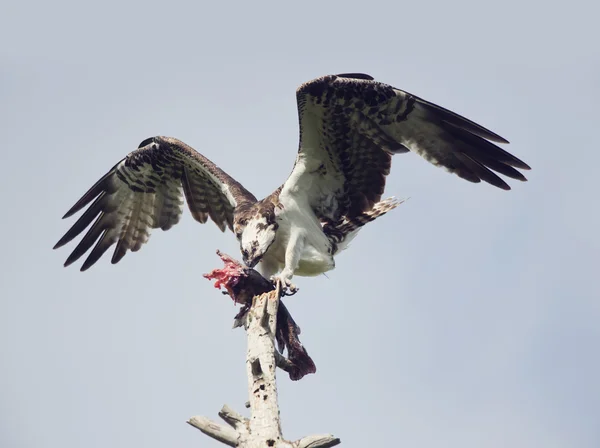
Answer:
270 274 298 296
283 285 298 296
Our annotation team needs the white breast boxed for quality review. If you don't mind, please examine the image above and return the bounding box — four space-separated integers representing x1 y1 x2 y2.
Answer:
262 188 335 277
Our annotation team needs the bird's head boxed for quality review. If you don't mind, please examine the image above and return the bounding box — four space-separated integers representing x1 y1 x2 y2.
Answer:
234 207 278 268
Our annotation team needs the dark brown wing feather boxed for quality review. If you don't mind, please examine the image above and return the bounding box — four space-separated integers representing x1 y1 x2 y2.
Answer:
54 136 256 271
286 74 530 225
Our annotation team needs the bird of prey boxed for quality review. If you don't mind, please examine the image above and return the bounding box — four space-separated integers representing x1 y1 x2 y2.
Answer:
54 73 530 290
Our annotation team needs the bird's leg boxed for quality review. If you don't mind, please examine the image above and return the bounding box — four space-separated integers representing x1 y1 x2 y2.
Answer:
258 256 296 294
271 229 304 294
273 268 298 295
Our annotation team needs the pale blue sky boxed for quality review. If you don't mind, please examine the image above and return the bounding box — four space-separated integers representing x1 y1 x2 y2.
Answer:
1 0 599 447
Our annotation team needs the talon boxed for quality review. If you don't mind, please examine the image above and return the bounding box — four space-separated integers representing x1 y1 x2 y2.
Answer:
284 284 299 296
270 273 298 295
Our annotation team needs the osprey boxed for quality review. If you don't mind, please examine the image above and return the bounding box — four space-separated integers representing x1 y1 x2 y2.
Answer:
55 73 530 290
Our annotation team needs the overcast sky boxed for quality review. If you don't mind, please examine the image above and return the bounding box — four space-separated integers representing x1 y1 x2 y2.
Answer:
1 0 599 447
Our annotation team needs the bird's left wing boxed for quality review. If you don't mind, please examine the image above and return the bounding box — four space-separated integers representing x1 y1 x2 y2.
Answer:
282 73 530 225
54 136 256 271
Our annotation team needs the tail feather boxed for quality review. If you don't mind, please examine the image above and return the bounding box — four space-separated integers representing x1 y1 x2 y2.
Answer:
325 197 404 253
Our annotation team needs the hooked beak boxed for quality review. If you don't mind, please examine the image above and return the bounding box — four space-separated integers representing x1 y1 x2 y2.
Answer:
243 255 259 269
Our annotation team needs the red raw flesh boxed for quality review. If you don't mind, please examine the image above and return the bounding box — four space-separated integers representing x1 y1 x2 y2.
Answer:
203 251 245 301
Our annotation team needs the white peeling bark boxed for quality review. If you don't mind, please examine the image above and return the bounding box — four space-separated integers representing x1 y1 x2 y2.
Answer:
245 289 284 446
188 287 340 448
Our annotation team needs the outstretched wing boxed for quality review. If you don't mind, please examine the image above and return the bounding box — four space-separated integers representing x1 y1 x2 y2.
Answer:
54 136 256 271
284 73 530 223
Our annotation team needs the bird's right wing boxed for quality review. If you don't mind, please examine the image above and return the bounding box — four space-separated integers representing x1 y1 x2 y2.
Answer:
54 136 256 271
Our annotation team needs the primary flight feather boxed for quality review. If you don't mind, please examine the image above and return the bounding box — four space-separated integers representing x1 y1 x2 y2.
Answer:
55 73 530 289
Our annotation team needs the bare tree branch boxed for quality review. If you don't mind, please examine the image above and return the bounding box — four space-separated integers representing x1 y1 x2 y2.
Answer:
187 416 239 447
188 252 340 447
